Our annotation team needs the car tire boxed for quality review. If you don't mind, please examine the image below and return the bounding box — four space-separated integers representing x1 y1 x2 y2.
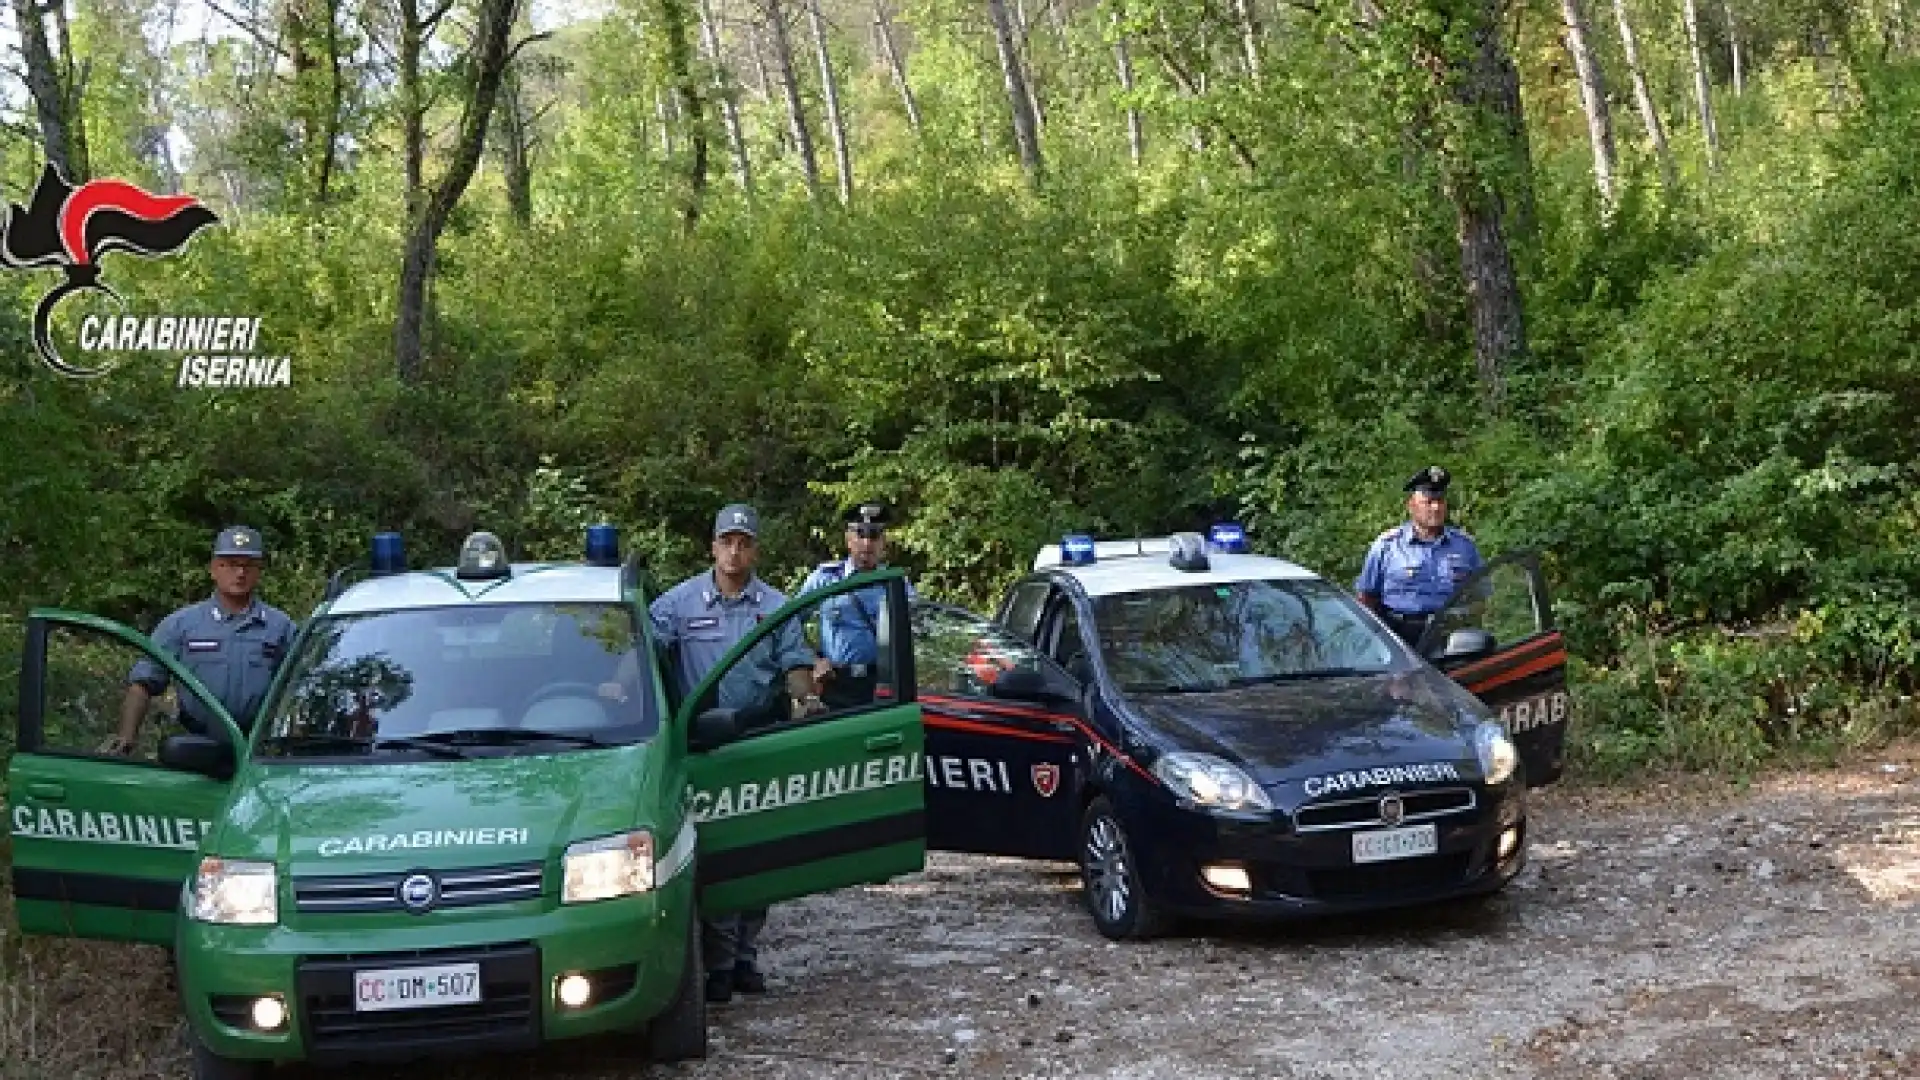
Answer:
190 1034 267 1080
646 908 709 1063
1079 796 1167 941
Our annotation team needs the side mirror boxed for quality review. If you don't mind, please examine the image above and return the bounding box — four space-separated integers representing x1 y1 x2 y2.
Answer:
1434 628 1497 664
989 668 1063 704
158 734 236 781
689 708 739 752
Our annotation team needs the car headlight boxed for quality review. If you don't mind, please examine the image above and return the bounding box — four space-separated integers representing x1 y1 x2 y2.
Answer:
1152 752 1273 813
1475 721 1519 786
189 858 278 926
562 831 655 904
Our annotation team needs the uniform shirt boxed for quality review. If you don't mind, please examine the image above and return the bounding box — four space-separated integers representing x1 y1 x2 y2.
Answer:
650 571 816 713
127 596 298 733
796 559 917 669
1354 524 1484 616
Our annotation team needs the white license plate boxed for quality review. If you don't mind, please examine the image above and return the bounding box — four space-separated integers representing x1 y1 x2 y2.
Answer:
352 962 482 1012
1352 824 1438 864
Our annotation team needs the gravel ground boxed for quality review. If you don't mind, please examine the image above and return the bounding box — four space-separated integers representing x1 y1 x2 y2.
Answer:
7 743 1919 1079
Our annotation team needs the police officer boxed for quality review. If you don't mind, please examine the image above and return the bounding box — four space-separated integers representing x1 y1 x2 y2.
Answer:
105 525 298 754
1355 466 1484 645
796 501 916 710
650 503 820 1004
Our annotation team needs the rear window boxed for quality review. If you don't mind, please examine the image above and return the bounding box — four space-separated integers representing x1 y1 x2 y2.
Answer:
256 602 655 757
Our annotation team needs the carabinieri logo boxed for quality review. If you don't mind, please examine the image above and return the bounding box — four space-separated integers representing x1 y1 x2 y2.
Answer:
1 163 290 387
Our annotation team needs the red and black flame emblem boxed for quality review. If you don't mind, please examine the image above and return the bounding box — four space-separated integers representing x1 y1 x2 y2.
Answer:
0 164 219 378
1032 762 1061 798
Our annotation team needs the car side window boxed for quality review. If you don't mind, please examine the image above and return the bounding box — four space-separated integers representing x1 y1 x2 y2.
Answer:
912 605 1049 696
1001 582 1052 645
1046 601 1094 683
686 588 899 741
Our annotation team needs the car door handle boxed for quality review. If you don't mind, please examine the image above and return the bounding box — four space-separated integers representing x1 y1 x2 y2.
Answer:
25 782 65 801
864 733 904 752
937 708 987 721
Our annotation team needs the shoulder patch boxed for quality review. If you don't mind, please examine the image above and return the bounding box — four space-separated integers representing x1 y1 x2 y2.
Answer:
1376 527 1400 542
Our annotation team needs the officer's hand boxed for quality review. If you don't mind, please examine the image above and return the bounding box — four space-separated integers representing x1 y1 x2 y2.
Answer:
812 657 835 682
97 734 135 757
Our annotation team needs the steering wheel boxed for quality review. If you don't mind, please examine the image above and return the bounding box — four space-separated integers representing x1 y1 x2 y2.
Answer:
519 681 606 714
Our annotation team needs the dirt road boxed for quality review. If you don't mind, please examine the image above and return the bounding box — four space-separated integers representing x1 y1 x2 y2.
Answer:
8 745 1919 1079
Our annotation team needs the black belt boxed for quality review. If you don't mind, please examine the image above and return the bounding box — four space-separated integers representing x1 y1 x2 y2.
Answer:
1381 609 1434 645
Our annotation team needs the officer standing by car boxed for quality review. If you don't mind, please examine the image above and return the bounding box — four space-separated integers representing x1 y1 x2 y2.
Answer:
797 502 917 711
650 502 821 1004
1355 466 1484 646
104 525 298 755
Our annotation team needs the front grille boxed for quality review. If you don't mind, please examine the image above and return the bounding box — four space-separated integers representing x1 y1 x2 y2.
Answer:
293 862 544 914
296 942 539 1061
1303 852 1472 900
1293 787 1477 832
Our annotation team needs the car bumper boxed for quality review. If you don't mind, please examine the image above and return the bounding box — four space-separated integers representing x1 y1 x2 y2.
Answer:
176 874 693 1065
1115 780 1527 921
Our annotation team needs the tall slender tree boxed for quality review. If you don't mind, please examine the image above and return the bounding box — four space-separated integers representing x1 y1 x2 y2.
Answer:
806 0 854 203
1561 0 1617 211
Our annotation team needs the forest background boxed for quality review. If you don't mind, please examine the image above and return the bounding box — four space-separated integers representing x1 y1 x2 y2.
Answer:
2 0 1918 778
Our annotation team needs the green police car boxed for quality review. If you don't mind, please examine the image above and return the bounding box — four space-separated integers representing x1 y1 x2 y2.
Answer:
5 527 926 1077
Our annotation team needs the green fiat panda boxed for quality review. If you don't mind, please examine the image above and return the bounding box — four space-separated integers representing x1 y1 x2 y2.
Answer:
5 528 926 1077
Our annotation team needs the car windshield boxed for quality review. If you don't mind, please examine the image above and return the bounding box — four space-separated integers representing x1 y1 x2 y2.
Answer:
1091 579 1411 694
256 602 654 758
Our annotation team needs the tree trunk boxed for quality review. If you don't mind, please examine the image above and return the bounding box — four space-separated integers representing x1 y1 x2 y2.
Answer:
763 0 822 199
1013 0 1047 131
1560 0 1617 212
1723 0 1744 95
656 90 676 156
398 0 425 221
1150 43 1259 175
1233 0 1262 85
654 0 712 227
986 0 1045 182
393 0 522 383
806 0 854 203
749 16 774 98
1683 0 1720 168
498 64 534 224
1610 0 1676 191
13 0 89 182
700 0 756 196
317 0 344 202
1112 14 1144 166
874 0 922 132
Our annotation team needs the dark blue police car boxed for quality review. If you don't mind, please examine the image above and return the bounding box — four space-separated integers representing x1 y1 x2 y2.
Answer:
911 527 1570 939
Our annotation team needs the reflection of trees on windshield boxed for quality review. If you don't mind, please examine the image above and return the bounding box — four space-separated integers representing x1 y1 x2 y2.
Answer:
290 653 417 739
1095 581 1401 692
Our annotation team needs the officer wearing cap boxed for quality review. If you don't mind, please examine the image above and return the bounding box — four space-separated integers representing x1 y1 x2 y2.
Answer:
649 502 820 1005
1355 466 1484 645
105 526 298 754
796 501 917 711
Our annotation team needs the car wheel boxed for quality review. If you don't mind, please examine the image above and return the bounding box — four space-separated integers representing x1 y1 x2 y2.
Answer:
190 1034 267 1080
646 908 709 1062
1079 796 1167 941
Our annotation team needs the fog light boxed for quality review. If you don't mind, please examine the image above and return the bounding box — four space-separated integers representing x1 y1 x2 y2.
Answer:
1498 826 1522 860
556 973 593 1009
1201 863 1252 896
250 996 287 1031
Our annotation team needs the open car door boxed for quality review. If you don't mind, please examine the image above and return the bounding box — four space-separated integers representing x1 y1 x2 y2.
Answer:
910 602 1084 861
680 571 925 918
6 610 245 943
1415 551 1570 787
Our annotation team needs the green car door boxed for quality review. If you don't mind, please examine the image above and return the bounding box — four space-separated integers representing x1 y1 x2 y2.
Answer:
7 610 247 944
679 571 926 917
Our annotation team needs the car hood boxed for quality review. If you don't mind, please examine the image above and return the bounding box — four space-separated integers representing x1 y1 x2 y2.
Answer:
214 749 646 874
1122 671 1490 797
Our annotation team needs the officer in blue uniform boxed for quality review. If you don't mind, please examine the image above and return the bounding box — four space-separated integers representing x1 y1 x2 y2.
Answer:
796 502 917 710
1355 466 1484 645
649 502 820 1005
106 525 298 754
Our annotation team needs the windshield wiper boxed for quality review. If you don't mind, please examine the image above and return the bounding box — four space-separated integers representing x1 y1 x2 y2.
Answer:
261 733 467 759
412 729 609 748
1228 668 1376 685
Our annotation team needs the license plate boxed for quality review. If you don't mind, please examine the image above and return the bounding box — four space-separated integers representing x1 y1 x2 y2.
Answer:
352 962 482 1012
1352 824 1438 864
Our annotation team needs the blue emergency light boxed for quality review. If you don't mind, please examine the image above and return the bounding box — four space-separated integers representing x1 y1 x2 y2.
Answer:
1061 534 1098 566
1208 522 1249 554
370 532 407 576
585 523 621 567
